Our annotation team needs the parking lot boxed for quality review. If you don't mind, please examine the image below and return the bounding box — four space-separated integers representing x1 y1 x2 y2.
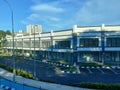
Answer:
0 56 120 85
44 60 120 75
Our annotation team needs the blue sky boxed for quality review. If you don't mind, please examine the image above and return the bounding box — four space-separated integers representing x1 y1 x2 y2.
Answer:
0 0 120 32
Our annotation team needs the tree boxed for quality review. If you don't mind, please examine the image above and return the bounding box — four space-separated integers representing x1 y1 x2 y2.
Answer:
0 30 6 40
0 30 11 48
6 30 11 35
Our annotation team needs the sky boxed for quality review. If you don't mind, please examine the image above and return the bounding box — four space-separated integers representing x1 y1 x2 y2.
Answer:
0 0 120 32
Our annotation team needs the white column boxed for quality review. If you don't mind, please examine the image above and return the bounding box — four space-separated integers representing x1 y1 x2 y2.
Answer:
39 33 41 50
70 39 73 49
101 24 105 31
99 38 101 47
73 25 77 33
51 30 54 49
104 37 106 47
29 38 31 50
22 37 24 55
77 37 79 47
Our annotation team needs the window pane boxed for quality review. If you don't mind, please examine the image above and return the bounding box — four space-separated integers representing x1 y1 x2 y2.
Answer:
80 38 98 47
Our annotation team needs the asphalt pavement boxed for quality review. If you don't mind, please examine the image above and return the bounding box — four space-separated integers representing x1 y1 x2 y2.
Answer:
0 56 120 85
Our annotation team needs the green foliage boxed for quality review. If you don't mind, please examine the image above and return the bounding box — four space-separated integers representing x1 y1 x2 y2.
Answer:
79 62 102 67
15 69 33 79
70 67 77 72
0 63 33 79
46 60 70 65
0 64 13 72
0 52 12 56
6 30 11 35
0 30 11 48
0 30 6 40
79 82 120 89
0 57 3 60
0 30 11 40
65 67 77 72
58 60 69 65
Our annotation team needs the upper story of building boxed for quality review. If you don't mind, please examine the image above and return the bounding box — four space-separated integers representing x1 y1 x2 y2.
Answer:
26 24 42 34
6 24 120 38
3 24 120 52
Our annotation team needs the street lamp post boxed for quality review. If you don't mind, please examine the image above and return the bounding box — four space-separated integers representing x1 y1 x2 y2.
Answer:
101 25 105 66
3 0 15 82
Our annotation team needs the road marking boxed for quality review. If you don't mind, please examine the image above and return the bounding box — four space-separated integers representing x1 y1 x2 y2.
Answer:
76 66 81 74
87 68 92 74
97 68 105 74
108 68 118 74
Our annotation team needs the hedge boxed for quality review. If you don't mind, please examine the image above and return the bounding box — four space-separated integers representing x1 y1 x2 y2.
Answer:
0 63 33 79
79 82 120 89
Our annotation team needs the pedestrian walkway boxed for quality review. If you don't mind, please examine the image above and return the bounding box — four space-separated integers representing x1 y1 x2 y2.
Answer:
0 68 91 90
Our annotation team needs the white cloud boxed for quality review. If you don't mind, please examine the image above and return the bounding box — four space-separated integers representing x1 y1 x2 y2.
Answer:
21 13 40 25
21 13 61 25
30 4 65 13
21 0 63 28
27 13 40 21
21 20 29 25
46 16 61 21
22 0 120 32
75 0 120 24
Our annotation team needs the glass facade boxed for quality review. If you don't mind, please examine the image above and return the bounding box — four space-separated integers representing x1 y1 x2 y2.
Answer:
17 41 22 47
80 38 99 47
105 52 116 62
55 41 70 49
3 25 120 64
106 38 120 47
41 41 51 49
6 41 12 47
40 51 72 62
24 41 30 48
78 52 99 62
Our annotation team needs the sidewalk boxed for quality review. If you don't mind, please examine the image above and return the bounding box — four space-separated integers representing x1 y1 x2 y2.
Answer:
0 68 90 90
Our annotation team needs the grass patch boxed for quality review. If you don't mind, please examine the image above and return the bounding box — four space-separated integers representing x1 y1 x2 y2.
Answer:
0 52 12 56
58 60 69 65
46 59 70 65
65 67 77 72
105 63 120 67
70 67 77 72
78 62 102 67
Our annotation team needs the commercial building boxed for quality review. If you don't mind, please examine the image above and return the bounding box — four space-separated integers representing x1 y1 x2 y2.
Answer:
3 24 120 64
26 25 42 34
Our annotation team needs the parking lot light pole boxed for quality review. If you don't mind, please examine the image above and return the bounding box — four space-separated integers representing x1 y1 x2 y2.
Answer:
3 0 15 82
101 24 105 66
33 25 36 79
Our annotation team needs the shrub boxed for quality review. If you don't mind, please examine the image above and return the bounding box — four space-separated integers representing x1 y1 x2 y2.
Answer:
58 60 69 65
79 82 120 89
17 70 34 79
79 62 102 67
0 64 33 79
70 67 77 72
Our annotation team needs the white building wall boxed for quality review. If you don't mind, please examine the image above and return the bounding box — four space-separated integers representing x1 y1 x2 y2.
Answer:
3 24 120 63
26 25 42 34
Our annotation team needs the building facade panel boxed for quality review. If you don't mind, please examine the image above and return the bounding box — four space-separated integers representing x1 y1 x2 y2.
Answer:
3 24 120 64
